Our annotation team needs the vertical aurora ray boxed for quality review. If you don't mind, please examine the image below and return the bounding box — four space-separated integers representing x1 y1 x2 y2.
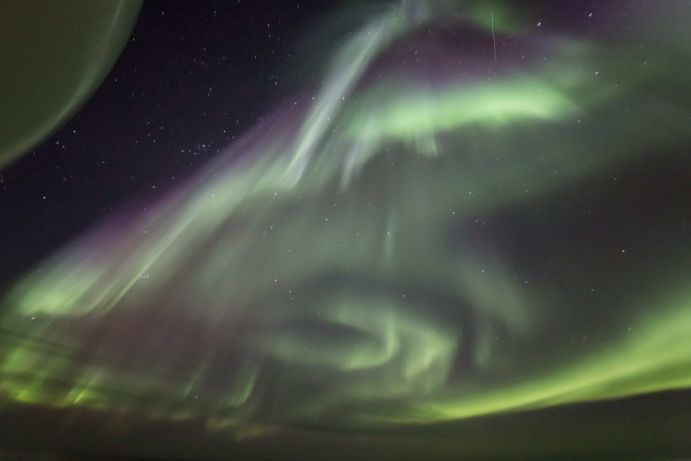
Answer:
1 0 690 443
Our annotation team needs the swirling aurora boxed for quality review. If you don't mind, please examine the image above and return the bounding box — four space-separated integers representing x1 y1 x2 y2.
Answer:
1 1 690 459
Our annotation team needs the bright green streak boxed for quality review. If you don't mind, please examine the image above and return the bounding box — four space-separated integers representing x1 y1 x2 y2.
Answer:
352 80 579 138
366 292 691 425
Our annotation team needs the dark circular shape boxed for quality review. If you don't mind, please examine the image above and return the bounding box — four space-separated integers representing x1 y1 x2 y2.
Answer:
0 0 142 169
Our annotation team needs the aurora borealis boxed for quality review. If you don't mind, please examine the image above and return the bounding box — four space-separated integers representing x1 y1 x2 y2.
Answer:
1 1 690 459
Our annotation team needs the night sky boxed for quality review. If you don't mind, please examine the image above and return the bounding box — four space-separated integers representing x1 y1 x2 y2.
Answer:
0 0 328 286
1 1 690 460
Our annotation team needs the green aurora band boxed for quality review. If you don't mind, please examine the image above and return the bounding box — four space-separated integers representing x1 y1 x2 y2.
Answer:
1 0 690 439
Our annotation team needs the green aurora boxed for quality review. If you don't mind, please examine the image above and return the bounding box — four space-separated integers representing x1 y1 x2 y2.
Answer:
1 0 690 449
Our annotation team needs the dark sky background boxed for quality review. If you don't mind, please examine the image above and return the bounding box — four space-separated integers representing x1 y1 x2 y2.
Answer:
0 0 331 290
